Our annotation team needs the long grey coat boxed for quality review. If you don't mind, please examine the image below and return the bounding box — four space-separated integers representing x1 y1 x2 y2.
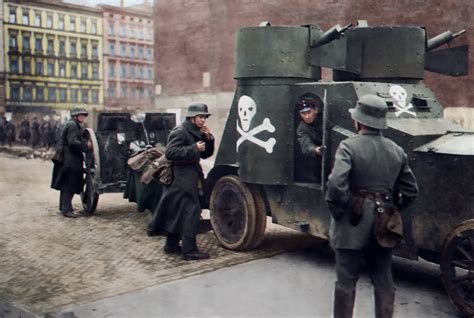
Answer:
51 119 90 194
325 131 419 250
149 120 214 237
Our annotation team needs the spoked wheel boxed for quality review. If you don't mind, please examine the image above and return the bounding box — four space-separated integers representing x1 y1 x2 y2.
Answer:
81 171 99 214
81 128 100 214
441 220 474 316
210 175 267 251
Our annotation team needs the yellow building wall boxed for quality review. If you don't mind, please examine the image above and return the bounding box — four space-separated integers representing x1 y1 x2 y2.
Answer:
3 2 104 112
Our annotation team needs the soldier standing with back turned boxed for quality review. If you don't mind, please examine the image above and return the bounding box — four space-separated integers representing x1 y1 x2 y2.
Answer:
325 95 419 318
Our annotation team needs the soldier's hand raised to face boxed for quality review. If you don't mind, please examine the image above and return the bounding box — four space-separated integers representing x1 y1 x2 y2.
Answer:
196 141 206 152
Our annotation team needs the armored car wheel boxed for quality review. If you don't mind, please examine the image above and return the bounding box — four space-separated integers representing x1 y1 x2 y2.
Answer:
210 175 266 251
80 128 100 214
441 220 474 316
81 172 99 214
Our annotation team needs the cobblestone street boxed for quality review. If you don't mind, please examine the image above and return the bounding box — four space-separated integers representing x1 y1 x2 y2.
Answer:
0 149 318 317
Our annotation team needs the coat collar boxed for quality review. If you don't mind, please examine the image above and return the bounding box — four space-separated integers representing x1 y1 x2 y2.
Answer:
182 120 202 139
360 130 382 136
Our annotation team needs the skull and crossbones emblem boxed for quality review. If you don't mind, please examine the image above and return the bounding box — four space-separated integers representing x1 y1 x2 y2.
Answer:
236 95 276 153
389 85 416 117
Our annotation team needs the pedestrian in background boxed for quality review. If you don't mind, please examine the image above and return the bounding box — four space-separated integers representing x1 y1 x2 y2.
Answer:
326 95 419 318
0 116 6 147
4 120 15 148
41 115 53 149
31 116 40 148
51 107 92 218
19 116 31 144
148 103 214 260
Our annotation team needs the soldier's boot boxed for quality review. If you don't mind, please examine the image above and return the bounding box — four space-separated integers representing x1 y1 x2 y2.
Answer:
333 286 355 318
374 289 395 318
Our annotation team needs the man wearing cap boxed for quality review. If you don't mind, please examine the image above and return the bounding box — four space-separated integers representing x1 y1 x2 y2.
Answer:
296 93 324 182
326 94 419 318
51 107 92 218
148 103 215 260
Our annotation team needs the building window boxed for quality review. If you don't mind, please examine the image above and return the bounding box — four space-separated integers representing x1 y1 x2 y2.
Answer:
9 7 17 23
46 14 53 28
138 67 143 79
23 58 31 74
59 39 66 55
138 28 143 40
148 67 153 79
35 37 43 53
92 89 99 103
148 89 153 98
81 64 88 79
130 46 135 58
92 64 99 79
108 22 114 35
47 61 54 76
69 16 75 31
80 19 86 33
121 87 127 97
121 65 126 77
129 28 134 38
23 86 32 101
70 40 77 56
47 38 54 54
70 63 77 78
139 88 144 98
138 47 143 59
59 88 67 102
22 35 31 51
11 86 20 101
36 87 44 101
58 15 65 30
59 63 66 77
107 87 115 97
92 42 98 58
109 43 115 56
91 20 97 34
71 88 78 102
81 42 88 58
10 58 19 73
9 33 18 50
48 87 56 102
130 65 135 78
34 12 41 27
119 25 125 37
120 44 126 57
35 60 43 75
22 10 29 25
82 89 89 103
108 63 115 77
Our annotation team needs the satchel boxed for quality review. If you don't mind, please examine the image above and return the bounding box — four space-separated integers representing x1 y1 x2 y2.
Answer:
51 147 64 165
374 205 404 248
140 155 173 186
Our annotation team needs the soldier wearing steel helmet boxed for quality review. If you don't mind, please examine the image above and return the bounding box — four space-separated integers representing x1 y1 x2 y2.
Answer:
326 94 419 318
51 107 92 218
148 103 215 260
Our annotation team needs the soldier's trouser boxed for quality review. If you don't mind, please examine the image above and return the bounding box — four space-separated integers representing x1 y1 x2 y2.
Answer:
182 235 198 254
335 243 395 318
59 190 74 214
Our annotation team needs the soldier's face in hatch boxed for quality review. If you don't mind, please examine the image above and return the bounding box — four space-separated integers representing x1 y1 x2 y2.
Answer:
299 107 318 124
191 115 208 128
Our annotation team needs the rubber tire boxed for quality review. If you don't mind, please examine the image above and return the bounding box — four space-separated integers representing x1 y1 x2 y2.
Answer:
210 175 266 251
81 168 99 214
440 219 474 317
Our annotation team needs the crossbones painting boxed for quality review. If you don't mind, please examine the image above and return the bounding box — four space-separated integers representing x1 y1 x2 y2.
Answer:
236 95 276 153
389 85 417 117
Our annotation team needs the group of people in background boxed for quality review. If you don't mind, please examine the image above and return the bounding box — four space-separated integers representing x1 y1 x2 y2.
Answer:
0 115 68 149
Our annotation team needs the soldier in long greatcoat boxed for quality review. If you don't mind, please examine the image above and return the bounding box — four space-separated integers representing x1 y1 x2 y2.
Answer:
51 107 92 218
148 103 214 261
326 95 419 318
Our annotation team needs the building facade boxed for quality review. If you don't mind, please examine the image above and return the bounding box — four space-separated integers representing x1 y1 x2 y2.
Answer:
100 4 154 111
3 0 103 121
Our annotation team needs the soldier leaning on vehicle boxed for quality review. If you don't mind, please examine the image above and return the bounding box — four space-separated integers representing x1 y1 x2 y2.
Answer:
325 94 419 318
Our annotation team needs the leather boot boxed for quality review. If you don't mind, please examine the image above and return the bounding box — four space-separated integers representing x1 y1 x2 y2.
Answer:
374 289 395 318
334 286 355 318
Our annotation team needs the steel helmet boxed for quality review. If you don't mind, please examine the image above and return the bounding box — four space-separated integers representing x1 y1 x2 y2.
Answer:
349 94 387 129
185 103 211 118
70 107 89 117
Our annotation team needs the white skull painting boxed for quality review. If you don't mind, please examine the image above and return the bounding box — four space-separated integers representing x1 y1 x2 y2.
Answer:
238 95 257 132
389 85 416 117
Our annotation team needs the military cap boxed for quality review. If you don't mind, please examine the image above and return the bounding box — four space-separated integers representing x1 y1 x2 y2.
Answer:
296 93 322 113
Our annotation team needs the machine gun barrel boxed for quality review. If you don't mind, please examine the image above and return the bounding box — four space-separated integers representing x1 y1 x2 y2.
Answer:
427 29 466 51
313 23 352 47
